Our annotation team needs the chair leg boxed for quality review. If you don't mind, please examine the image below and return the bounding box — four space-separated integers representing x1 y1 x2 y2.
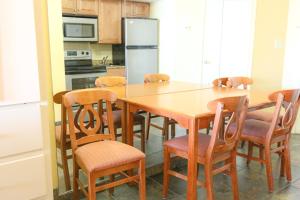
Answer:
240 141 246 148
247 141 253 166
145 112 151 140
88 174 96 200
171 122 176 139
204 163 215 200
73 160 79 200
163 147 170 198
280 149 285 177
285 145 292 182
109 174 115 196
139 158 146 200
61 147 71 191
259 145 264 166
265 147 274 192
230 154 240 200
206 127 210 135
141 120 146 153
163 117 169 141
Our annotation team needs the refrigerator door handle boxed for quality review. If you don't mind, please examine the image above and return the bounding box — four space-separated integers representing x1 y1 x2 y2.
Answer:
126 46 158 50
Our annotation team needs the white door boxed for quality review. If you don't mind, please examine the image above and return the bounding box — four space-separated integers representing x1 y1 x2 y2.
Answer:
202 0 256 86
282 0 300 133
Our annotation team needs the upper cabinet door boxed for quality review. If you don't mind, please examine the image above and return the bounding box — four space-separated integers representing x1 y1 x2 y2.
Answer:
122 0 134 17
77 0 99 16
62 0 77 14
122 1 150 18
99 0 122 44
133 2 150 17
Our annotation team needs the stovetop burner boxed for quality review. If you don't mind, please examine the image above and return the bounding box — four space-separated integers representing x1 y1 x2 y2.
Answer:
65 65 107 75
64 50 107 75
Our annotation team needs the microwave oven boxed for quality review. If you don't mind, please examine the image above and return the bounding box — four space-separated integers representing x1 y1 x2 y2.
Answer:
63 16 98 42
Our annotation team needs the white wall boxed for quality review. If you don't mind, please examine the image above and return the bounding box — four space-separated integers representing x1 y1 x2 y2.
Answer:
150 0 206 84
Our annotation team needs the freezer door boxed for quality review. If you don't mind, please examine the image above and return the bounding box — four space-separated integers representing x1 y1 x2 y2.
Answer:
126 48 158 84
125 18 158 46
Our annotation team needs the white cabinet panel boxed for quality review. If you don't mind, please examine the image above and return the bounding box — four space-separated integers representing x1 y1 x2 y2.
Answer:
0 0 40 103
0 154 47 200
0 103 43 158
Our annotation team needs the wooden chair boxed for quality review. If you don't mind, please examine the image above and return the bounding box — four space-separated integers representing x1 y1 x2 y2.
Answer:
144 73 176 140
95 76 146 152
233 89 300 192
210 76 252 136
213 76 253 89
64 88 146 200
53 91 72 191
163 96 249 200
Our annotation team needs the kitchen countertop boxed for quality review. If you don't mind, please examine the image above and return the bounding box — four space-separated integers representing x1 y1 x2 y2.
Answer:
106 65 125 69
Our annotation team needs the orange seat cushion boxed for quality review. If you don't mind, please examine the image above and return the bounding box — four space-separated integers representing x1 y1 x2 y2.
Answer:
75 141 145 173
102 110 145 126
247 111 273 122
247 110 283 123
229 119 271 143
164 134 224 158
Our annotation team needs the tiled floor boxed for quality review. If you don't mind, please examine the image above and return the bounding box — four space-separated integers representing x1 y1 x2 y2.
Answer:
56 120 300 200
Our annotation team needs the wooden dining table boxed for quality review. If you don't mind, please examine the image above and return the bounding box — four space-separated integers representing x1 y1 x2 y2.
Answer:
105 81 275 200
105 81 209 143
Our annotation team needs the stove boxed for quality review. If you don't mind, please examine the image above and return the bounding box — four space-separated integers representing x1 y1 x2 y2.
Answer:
64 50 107 90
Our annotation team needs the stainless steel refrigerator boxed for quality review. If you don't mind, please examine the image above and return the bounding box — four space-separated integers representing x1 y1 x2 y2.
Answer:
113 18 159 84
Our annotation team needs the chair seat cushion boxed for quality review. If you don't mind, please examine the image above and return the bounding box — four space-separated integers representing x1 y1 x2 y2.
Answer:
164 134 224 158
75 141 145 173
247 110 281 122
102 110 145 126
229 119 271 143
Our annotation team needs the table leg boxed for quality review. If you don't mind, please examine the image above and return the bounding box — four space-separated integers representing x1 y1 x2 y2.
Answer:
126 103 134 146
121 101 127 144
187 118 198 200
126 103 135 184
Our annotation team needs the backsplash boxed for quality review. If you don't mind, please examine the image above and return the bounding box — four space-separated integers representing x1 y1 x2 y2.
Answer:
63 42 112 63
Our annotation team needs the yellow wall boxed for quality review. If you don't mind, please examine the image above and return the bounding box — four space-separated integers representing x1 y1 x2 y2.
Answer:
47 0 66 189
33 0 57 192
251 0 289 91
47 0 66 123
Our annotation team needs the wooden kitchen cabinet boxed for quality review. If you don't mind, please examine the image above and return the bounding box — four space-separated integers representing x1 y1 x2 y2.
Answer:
106 67 126 77
122 1 150 18
62 0 98 16
98 0 122 44
77 0 99 15
133 2 150 17
62 0 77 14
106 66 126 77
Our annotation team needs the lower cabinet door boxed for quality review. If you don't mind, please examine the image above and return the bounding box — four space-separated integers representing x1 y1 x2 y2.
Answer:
0 154 47 199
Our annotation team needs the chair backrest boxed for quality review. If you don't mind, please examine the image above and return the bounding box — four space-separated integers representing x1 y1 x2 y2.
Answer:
144 73 170 83
266 89 300 142
63 88 117 151
213 77 253 89
95 76 126 87
206 96 249 158
53 91 70 145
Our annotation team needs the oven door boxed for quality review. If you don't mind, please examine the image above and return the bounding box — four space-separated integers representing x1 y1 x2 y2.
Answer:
63 17 98 42
65 72 106 91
